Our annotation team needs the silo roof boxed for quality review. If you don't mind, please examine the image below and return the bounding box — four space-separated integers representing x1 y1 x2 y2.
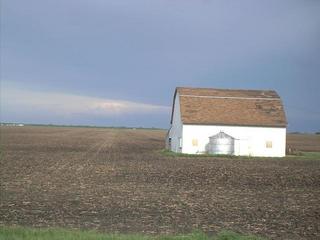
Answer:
209 131 234 139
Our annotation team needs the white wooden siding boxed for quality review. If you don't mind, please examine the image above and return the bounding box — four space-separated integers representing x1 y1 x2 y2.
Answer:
168 93 183 153
181 125 286 157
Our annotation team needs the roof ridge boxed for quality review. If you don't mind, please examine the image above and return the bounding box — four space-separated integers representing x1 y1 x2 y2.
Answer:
177 86 276 93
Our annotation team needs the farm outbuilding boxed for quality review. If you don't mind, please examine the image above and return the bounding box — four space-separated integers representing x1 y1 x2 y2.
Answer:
166 87 287 157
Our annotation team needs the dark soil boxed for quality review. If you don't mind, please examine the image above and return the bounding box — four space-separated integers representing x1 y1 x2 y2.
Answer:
1 126 320 239
287 133 320 152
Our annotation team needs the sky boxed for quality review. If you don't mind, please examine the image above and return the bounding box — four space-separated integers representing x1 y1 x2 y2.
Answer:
1 0 320 131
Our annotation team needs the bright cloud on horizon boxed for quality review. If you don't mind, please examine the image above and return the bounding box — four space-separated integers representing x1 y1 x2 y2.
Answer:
1 85 171 121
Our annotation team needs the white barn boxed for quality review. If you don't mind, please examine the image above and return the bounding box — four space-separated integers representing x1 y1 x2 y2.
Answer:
166 87 287 157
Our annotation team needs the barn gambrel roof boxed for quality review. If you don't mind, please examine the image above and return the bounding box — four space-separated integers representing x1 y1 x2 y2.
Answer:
170 87 287 127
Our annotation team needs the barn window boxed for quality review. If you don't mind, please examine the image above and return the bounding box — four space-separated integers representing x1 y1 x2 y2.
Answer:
179 137 182 149
192 138 198 146
266 141 272 148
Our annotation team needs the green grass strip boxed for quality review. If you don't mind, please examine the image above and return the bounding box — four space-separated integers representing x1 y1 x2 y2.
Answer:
160 149 320 160
0 226 266 240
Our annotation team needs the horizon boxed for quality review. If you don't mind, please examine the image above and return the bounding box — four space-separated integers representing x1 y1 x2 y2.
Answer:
1 0 319 132
1 122 319 134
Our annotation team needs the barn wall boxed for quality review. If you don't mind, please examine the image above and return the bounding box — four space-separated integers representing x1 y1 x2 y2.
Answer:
182 125 286 157
168 93 183 153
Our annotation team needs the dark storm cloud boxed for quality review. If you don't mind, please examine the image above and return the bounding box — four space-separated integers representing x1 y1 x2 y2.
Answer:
1 0 320 131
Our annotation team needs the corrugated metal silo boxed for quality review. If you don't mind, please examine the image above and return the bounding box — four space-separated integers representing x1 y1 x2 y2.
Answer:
208 131 235 155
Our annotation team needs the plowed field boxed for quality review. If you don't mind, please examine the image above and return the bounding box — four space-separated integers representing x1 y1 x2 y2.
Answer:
0 126 319 239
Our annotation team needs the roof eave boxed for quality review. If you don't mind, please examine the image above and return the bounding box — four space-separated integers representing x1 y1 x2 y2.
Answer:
170 88 179 124
182 122 287 128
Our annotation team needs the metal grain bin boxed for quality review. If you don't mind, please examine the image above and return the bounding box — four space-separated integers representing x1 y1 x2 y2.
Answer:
208 131 235 155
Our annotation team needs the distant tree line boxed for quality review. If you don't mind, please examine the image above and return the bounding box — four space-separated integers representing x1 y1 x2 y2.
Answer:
290 131 320 135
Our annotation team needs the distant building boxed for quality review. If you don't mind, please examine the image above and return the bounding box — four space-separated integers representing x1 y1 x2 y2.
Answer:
166 87 287 157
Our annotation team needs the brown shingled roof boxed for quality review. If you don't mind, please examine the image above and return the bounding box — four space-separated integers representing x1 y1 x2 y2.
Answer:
171 87 287 127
